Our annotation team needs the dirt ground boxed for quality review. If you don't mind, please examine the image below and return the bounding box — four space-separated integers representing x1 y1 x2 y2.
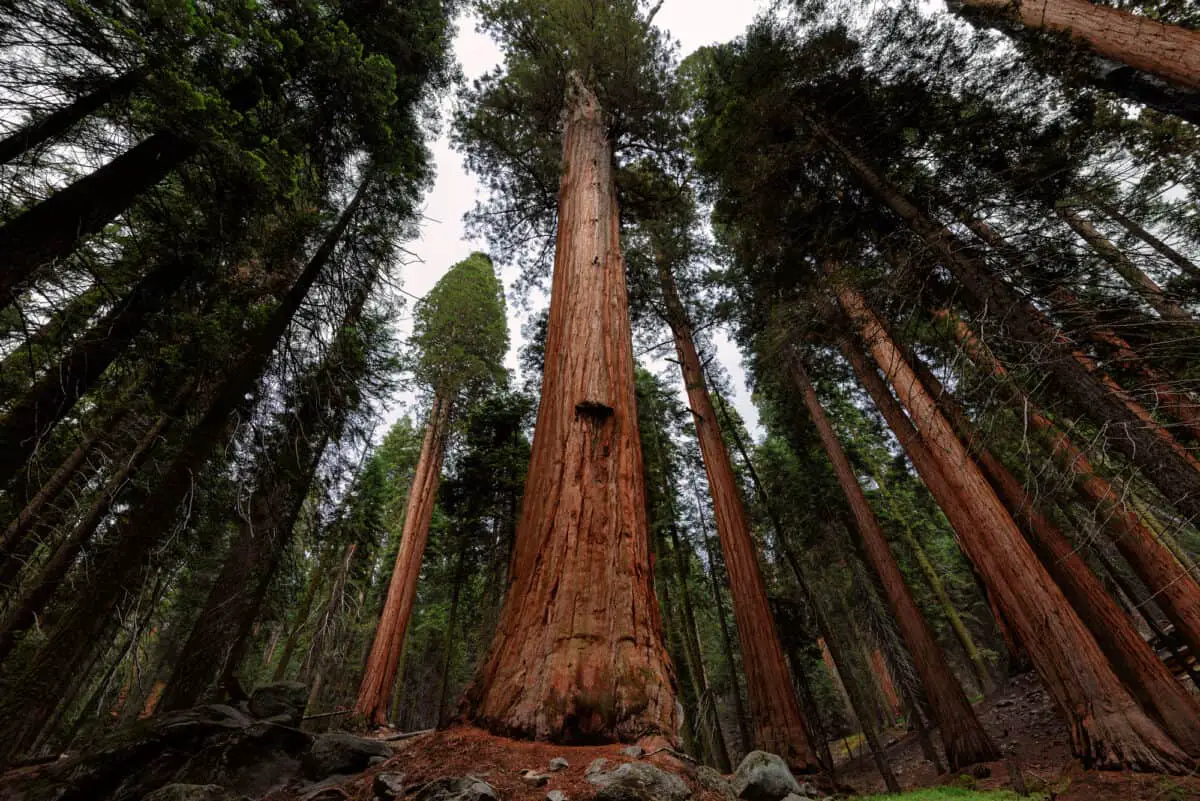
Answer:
835 671 1200 800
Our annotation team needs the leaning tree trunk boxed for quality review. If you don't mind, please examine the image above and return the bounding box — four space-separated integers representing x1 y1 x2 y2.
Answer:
0 69 146 166
0 132 195 307
836 284 1190 772
462 78 677 744
942 310 1200 668
355 393 453 727
789 356 998 770
656 255 812 767
1088 195 1200 282
0 256 199 488
952 0 1200 92
904 338 1200 756
807 114 1200 525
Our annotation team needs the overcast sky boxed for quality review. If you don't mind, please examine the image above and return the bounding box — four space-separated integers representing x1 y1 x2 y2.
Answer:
385 0 766 438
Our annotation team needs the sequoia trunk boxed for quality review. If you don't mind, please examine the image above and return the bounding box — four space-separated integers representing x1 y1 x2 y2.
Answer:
837 287 1190 772
789 356 997 769
657 256 812 767
463 78 677 743
355 393 453 726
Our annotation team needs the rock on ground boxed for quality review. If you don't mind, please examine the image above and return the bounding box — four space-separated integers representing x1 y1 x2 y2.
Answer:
302 732 392 781
249 682 309 725
695 765 734 799
548 757 570 772
411 776 499 801
142 785 245 801
731 751 802 801
373 772 406 801
586 761 691 801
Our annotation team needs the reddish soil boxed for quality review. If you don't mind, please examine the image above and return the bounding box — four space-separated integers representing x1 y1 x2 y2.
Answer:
836 671 1200 800
271 725 725 801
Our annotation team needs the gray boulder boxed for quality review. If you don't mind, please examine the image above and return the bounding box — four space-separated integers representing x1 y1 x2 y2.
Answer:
141 785 240 801
373 772 407 801
620 745 644 758
731 751 801 801
696 765 734 799
586 758 609 776
549 756 570 772
547 791 568 801
302 732 392 780
248 682 309 725
587 761 691 801
412 776 498 801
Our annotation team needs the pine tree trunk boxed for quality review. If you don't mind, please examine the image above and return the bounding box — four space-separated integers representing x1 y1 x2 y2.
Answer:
0 69 145 166
272 546 334 682
0 176 369 763
943 311 1200 670
0 132 195 306
437 532 469 728
0 284 106 400
955 0 1200 91
355 393 452 726
462 78 677 744
905 340 1200 755
837 286 1191 772
790 357 997 769
1057 206 1196 326
807 116 1200 524
0 257 199 488
657 256 812 767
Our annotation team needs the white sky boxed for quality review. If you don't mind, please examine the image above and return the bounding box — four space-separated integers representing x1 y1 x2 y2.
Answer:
386 0 766 438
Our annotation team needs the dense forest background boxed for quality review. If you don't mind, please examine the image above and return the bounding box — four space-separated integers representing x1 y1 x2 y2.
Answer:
1 0 1200 795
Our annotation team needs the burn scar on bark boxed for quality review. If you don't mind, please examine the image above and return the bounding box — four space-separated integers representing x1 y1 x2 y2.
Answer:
576 400 613 420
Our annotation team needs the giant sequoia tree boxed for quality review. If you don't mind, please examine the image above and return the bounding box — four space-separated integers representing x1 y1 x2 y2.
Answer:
355 253 508 726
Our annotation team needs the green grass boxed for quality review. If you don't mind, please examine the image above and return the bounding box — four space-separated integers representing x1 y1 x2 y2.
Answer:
854 788 1048 801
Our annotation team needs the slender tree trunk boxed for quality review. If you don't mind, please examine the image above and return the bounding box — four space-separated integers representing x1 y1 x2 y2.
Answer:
0 175 369 763
463 78 677 744
0 285 106 400
657 255 812 767
300 543 357 687
355 393 452 726
904 337 1200 756
0 257 200 488
0 403 132 583
943 310 1200 667
0 69 145 166
789 356 997 769
837 286 1190 772
0 408 176 662
0 132 195 306
1089 196 1200 281
952 0 1200 91
272 546 333 682
1057 206 1196 325
691 465 754 758
806 115 1200 524
879 481 994 695
437 532 469 728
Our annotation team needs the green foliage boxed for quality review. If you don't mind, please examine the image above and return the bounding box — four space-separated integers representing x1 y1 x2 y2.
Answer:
410 252 509 400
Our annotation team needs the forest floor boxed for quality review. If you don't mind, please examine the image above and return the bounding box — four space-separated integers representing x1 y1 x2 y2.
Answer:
835 671 1200 801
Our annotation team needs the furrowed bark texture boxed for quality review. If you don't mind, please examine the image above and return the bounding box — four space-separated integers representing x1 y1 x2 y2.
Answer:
658 257 812 768
837 288 1191 772
463 80 677 744
958 0 1200 91
355 393 452 726
806 114 1200 524
789 356 997 770
906 342 1200 756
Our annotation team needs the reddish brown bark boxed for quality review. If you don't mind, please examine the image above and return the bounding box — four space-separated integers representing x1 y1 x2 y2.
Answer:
837 286 1190 772
907 343 1200 756
790 356 997 769
463 78 677 744
958 0 1200 91
942 311 1200 678
355 393 452 726
658 257 812 767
